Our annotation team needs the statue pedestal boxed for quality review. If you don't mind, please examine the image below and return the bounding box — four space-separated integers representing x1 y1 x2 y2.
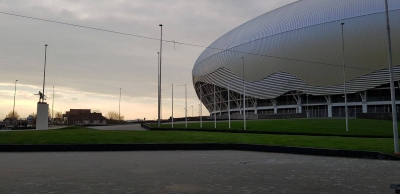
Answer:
36 102 49 130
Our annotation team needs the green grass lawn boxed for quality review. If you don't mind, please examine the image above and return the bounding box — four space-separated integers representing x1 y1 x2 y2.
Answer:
0 126 396 155
150 118 398 137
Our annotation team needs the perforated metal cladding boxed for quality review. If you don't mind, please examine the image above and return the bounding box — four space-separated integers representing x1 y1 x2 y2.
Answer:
194 67 400 100
192 0 400 100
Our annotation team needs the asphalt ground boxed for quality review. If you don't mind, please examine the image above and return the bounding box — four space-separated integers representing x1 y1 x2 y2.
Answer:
1 151 399 194
88 123 146 130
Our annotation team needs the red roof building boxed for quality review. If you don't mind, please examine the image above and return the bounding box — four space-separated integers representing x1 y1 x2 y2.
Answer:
63 109 106 125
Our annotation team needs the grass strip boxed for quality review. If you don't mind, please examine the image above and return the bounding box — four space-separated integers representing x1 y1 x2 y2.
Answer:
0 126 395 155
149 118 399 137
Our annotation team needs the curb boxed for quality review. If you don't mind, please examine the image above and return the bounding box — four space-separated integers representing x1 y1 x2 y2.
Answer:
142 124 398 138
0 143 398 160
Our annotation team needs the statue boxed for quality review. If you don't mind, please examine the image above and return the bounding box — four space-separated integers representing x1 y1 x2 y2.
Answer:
35 91 46 103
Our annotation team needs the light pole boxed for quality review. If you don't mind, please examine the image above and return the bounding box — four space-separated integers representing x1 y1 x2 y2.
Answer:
228 84 231 129
341 23 349 132
52 86 54 125
242 57 246 130
214 84 216 129
191 105 193 117
198 103 201 117
157 51 161 122
42 44 48 103
178 84 187 128
384 0 399 153
158 24 163 127
13 79 18 122
169 84 174 128
199 84 203 128
306 94 309 118
119 87 121 121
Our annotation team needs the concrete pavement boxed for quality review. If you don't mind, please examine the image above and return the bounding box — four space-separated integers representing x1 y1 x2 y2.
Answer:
0 151 399 193
88 123 146 130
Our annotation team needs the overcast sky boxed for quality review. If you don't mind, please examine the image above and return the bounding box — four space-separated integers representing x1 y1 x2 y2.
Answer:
0 0 297 120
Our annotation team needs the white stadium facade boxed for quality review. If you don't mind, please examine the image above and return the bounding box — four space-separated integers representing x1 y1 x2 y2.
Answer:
192 0 400 118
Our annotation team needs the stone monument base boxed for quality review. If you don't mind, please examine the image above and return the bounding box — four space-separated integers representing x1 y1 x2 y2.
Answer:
36 102 49 130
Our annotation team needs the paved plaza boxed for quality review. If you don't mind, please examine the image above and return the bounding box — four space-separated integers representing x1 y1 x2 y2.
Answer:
88 123 146 131
0 151 399 193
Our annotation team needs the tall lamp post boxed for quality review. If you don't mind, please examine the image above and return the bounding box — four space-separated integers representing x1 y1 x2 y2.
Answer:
36 44 48 131
228 84 231 129
306 94 309 118
43 44 48 103
199 84 203 128
191 105 193 117
214 84 216 129
168 84 174 128
13 79 18 123
119 88 121 121
341 23 349 132
52 86 54 125
178 84 187 128
157 51 160 122
384 0 399 153
242 57 246 130
158 24 163 127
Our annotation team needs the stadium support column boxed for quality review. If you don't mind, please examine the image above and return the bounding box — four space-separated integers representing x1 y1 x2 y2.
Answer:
292 92 302 113
239 99 242 115
297 97 302 114
254 100 258 114
325 95 332 118
298 103 302 113
271 99 277 114
328 105 332 118
360 91 367 113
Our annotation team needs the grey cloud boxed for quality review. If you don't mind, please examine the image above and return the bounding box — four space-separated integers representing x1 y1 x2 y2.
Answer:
0 0 296 114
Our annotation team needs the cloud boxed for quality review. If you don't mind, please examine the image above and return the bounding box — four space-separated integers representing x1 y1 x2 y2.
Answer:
0 0 297 119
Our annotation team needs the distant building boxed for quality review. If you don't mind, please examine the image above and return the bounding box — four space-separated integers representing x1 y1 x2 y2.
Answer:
63 109 107 125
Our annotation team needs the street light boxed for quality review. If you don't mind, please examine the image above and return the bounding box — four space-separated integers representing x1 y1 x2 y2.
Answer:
384 0 399 153
228 84 231 129
168 84 174 128
42 44 48 103
12 79 18 123
242 57 246 130
199 84 203 128
119 88 121 121
157 52 160 122
306 94 309 118
198 103 201 117
341 23 349 132
52 86 54 125
177 84 187 128
158 24 163 127
191 105 193 117
214 84 216 129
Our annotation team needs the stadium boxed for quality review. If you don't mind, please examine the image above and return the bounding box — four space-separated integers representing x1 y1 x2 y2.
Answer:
192 0 400 118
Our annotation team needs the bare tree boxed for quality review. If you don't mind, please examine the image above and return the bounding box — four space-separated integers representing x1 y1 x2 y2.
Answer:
54 111 63 119
106 111 124 121
29 112 37 125
6 111 20 119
